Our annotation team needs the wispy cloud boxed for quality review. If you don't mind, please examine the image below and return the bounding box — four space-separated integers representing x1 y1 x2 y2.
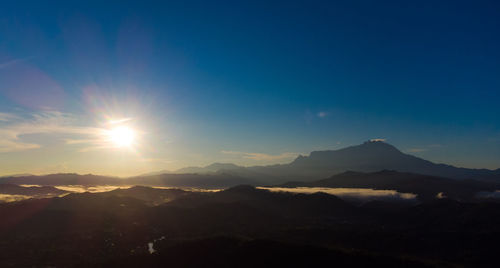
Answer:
0 58 30 69
317 111 329 118
408 148 427 153
221 150 300 161
0 113 21 122
0 111 105 153
109 118 133 125
428 144 442 148
407 144 443 154
370 138 386 142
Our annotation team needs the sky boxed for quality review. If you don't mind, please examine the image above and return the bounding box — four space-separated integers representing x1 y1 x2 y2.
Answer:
0 0 499 176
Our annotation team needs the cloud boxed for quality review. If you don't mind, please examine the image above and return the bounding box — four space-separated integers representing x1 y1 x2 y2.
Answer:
0 58 30 69
317 111 329 118
0 112 21 122
259 187 417 203
408 148 427 153
370 138 386 142
476 190 500 199
0 194 32 203
221 151 300 161
0 110 106 153
407 144 443 154
108 118 133 125
428 144 442 148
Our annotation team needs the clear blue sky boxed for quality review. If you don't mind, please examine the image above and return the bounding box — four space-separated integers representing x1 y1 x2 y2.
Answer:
0 0 499 175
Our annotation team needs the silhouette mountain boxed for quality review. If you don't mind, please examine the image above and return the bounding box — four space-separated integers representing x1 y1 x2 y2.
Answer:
175 163 243 174
127 173 259 188
0 173 260 188
183 141 500 182
282 141 500 180
1 141 499 187
96 186 189 205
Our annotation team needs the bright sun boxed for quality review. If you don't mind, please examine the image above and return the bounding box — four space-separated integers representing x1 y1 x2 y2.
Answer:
108 126 135 147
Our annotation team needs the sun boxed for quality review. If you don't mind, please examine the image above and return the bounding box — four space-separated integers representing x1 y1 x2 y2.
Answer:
108 126 135 148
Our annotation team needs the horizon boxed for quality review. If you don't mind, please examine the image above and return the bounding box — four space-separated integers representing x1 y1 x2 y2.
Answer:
1 1 500 176
2 140 498 178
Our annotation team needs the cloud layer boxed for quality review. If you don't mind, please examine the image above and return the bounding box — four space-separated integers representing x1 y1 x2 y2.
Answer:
259 187 417 203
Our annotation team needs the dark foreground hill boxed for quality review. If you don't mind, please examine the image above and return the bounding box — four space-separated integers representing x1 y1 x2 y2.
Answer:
1 185 500 267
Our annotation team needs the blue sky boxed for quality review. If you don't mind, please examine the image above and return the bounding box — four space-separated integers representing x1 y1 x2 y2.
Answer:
0 0 499 175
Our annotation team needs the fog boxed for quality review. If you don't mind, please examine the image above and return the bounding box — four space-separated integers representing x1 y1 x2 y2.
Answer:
152 186 222 192
476 190 500 198
54 185 133 193
259 187 417 202
0 194 31 203
53 185 222 193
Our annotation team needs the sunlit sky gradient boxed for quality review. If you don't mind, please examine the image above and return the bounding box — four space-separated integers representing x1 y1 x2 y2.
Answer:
1 1 499 176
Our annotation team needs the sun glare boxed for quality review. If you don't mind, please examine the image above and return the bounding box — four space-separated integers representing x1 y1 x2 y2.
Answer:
108 126 135 148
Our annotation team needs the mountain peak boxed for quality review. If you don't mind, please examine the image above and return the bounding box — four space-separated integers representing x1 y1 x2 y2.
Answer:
206 163 241 169
286 141 421 178
360 139 399 149
301 141 403 161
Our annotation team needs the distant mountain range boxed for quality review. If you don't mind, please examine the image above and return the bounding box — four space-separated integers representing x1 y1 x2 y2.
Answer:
172 140 500 182
175 163 242 174
1 140 499 187
0 172 259 188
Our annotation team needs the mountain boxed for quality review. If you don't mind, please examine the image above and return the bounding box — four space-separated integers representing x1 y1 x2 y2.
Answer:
0 172 260 188
127 173 260 188
1 141 499 187
96 186 191 205
278 170 500 201
137 170 173 177
188 141 500 182
282 141 500 180
0 173 33 178
175 163 243 174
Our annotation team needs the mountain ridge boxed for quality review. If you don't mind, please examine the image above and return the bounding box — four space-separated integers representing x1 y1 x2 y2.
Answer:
1 141 499 186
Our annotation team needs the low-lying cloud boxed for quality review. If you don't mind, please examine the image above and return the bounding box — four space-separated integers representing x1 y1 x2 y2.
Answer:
476 190 500 199
0 194 31 203
259 187 417 203
54 185 133 193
